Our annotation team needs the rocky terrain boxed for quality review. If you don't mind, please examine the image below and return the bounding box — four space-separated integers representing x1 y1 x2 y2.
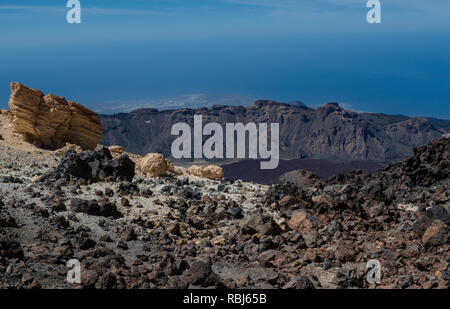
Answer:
1 107 448 289
100 100 450 162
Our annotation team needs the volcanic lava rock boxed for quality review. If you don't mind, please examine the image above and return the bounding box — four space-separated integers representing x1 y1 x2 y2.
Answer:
182 261 220 287
70 198 97 213
42 147 135 183
0 237 24 259
0 215 18 228
280 169 322 189
97 199 121 218
422 220 448 247
288 209 321 234
0 132 448 289
283 276 315 289
240 213 280 236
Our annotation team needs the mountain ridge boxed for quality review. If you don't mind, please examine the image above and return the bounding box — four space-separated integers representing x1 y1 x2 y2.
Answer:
100 100 450 162
94 94 256 114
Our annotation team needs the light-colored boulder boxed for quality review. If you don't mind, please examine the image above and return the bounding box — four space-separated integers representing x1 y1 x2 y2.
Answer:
35 94 71 148
167 161 176 173
54 143 83 156
7 82 103 150
137 153 169 177
108 145 125 154
187 165 224 180
8 82 43 142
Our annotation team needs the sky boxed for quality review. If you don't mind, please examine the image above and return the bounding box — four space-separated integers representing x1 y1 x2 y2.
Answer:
0 0 449 118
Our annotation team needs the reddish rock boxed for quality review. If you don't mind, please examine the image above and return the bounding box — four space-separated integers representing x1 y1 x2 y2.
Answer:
288 209 320 234
422 220 448 246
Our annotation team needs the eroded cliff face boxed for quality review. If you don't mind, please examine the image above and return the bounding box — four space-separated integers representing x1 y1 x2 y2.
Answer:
100 100 450 162
65 101 104 150
8 82 103 150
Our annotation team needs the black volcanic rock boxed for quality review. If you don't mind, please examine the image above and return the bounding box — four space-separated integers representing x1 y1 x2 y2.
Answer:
100 101 450 162
41 147 135 183
268 134 450 218
0 237 24 259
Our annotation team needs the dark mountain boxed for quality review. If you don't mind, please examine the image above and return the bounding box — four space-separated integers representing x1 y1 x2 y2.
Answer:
100 100 450 162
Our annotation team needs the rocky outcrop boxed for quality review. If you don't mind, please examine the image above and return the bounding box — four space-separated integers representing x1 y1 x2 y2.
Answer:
260 135 449 288
65 102 103 150
187 165 224 180
8 82 103 150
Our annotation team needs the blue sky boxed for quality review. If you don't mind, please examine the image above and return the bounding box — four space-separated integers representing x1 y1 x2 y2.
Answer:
0 0 449 117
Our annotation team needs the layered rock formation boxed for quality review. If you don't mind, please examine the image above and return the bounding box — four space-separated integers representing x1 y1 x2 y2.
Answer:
8 82 103 150
65 102 103 150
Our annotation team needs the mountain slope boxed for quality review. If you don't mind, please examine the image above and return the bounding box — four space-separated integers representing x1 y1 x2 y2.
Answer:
100 100 450 162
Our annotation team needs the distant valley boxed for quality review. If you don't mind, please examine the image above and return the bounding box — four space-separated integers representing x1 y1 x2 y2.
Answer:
221 158 386 185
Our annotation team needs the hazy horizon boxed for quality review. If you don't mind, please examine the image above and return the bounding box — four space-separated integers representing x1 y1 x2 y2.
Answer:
1 0 449 118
